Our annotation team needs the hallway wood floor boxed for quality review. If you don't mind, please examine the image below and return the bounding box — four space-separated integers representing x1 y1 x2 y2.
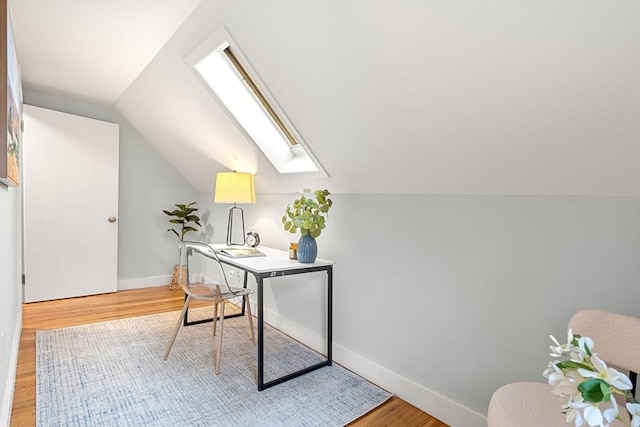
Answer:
10 285 448 427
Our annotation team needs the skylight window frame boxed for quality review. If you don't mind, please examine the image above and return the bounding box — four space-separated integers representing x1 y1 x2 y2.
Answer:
185 27 328 177
223 48 298 148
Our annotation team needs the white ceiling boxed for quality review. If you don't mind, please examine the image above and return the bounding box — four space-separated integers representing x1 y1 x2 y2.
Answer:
9 0 200 104
8 0 640 196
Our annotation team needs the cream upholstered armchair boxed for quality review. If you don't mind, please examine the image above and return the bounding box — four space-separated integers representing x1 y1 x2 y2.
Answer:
163 241 255 374
487 310 640 427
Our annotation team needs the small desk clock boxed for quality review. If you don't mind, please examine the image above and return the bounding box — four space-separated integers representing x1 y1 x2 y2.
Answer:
245 230 260 247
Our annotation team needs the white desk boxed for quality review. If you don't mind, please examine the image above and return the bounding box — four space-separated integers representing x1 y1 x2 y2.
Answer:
210 244 334 391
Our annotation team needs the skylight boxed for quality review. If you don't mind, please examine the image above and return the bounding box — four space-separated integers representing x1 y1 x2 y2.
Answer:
189 29 325 175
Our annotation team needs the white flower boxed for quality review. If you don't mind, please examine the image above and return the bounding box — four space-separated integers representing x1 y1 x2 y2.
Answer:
545 362 582 396
570 336 595 362
544 361 558 379
558 371 583 396
577 354 633 391
578 336 594 354
627 402 640 427
545 362 564 383
550 329 575 357
568 397 622 427
582 404 604 427
567 400 608 427
564 395 588 427
564 403 585 427
602 395 619 425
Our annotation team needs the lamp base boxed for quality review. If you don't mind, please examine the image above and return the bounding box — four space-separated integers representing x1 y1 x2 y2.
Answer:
226 205 246 246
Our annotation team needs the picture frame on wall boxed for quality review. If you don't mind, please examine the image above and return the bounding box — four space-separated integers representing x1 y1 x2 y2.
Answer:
0 0 22 187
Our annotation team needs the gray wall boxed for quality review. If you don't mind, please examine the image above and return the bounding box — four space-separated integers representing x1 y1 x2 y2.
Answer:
234 193 640 416
7 91 639 419
0 184 22 423
23 89 200 281
1 90 201 420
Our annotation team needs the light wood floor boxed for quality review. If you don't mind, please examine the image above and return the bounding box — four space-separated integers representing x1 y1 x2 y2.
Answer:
11 286 448 427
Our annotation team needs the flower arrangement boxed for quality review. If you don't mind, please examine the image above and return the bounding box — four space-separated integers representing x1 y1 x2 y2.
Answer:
544 330 639 427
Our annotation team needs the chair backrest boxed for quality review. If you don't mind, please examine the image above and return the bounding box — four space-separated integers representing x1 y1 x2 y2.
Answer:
178 241 237 297
568 310 640 374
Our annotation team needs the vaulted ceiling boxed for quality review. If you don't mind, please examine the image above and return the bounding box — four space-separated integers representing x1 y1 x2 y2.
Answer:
9 0 640 196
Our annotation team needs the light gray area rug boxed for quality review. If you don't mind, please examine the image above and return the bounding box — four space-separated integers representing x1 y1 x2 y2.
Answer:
36 307 391 426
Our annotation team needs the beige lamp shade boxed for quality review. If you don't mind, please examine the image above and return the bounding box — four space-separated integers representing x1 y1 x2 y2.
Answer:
214 172 256 204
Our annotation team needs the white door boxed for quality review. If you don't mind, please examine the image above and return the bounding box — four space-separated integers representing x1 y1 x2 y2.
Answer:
23 105 119 302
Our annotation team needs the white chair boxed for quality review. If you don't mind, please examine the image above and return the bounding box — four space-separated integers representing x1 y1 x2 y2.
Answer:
488 310 640 427
163 241 255 374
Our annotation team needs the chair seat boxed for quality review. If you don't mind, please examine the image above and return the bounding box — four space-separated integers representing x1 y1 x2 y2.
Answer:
186 283 252 301
488 382 572 427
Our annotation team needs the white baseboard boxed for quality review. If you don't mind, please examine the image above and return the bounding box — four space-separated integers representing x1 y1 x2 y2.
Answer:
377 363 487 427
117 275 171 291
260 302 487 427
0 311 22 427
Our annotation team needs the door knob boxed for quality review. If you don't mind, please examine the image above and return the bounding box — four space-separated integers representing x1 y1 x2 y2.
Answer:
108 216 117 223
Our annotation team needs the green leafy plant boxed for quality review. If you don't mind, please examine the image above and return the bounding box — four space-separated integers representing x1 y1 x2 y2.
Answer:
163 202 201 241
282 189 333 238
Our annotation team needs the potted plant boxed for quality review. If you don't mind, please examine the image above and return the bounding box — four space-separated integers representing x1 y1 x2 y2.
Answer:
163 202 201 289
282 189 333 263
163 201 201 241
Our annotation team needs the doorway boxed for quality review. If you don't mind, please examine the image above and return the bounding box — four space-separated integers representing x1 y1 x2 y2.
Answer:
23 105 119 302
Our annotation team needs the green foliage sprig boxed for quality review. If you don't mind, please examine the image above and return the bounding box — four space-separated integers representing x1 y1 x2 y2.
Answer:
163 202 201 241
282 189 333 238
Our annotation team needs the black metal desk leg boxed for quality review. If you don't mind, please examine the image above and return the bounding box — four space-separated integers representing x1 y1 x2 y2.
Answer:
327 266 333 365
240 269 248 316
257 276 264 391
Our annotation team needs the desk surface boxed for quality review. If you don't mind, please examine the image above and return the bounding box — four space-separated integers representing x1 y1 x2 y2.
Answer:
210 244 334 274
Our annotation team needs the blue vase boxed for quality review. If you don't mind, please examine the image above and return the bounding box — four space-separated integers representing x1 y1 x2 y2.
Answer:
297 234 317 263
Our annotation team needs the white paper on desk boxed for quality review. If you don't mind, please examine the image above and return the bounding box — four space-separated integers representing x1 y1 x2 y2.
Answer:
215 247 266 258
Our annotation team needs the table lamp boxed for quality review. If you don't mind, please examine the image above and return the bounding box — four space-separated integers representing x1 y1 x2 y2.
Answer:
214 171 256 245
